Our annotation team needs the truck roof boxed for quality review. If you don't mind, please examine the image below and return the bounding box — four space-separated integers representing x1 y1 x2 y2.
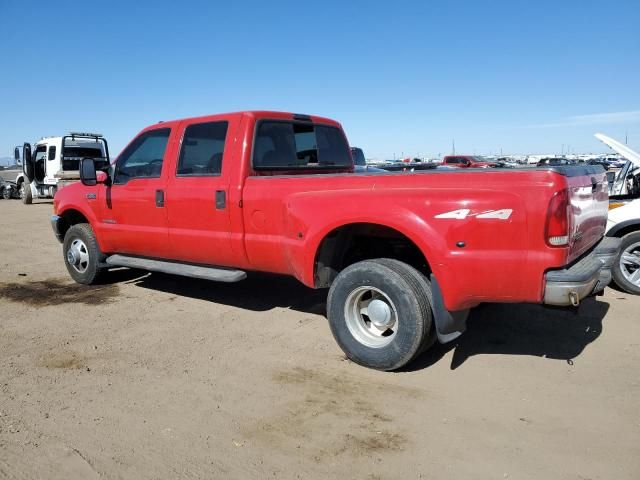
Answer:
148 110 342 129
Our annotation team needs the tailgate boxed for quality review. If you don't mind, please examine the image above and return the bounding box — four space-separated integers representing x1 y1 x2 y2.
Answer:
563 167 609 262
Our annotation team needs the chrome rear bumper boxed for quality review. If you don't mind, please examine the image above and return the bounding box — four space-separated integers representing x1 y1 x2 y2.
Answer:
543 237 621 306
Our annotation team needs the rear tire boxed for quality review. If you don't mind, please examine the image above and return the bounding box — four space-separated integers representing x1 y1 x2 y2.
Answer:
372 258 437 353
612 231 640 295
62 224 105 285
20 181 32 204
327 259 433 371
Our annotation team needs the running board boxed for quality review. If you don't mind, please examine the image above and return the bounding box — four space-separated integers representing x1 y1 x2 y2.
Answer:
105 255 247 283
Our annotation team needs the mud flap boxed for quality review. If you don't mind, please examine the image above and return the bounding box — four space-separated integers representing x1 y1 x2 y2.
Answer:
430 274 469 343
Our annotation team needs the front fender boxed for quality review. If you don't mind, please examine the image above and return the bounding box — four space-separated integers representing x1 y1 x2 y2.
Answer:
54 194 105 251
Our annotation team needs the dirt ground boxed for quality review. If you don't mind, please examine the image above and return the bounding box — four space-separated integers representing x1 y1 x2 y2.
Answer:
0 199 638 480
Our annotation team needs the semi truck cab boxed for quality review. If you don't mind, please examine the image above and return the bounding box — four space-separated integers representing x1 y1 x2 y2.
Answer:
16 133 109 204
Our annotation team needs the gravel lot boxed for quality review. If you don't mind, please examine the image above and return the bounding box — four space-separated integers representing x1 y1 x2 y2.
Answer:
0 199 638 480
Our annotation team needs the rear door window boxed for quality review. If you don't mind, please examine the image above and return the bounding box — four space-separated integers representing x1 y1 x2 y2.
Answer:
177 121 228 176
253 121 351 170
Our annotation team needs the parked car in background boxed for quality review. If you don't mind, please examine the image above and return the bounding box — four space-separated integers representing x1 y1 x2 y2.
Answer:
441 155 495 168
596 133 640 294
536 157 575 167
0 176 19 199
350 147 387 173
587 158 610 170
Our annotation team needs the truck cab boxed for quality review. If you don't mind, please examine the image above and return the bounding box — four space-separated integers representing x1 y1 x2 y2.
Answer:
16 133 109 204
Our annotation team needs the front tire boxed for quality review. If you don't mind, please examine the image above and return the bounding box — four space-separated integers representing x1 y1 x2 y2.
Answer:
20 181 32 204
327 259 434 371
612 231 640 295
62 224 105 285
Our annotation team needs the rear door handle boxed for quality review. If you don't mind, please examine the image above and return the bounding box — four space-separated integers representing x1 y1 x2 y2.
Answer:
155 189 165 207
215 190 226 210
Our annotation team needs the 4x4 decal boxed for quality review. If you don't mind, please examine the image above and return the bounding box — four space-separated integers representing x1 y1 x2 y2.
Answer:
435 209 513 220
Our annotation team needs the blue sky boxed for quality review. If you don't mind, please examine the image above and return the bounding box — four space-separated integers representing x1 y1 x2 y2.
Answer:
1 0 639 159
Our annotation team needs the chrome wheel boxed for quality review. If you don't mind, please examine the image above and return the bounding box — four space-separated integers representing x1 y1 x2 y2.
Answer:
620 241 640 287
67 238 90 274
344 286 398 348
19 183 25 199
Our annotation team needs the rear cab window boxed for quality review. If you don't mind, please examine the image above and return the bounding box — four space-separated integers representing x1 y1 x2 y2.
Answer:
252 120 351 172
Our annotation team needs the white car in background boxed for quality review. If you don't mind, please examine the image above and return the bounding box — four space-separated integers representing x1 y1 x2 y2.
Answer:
596 133 640 294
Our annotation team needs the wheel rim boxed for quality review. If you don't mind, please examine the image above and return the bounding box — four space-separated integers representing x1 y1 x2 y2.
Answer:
344 286 398 348
67 238 90 274
19 183 25 199
620 241 640 287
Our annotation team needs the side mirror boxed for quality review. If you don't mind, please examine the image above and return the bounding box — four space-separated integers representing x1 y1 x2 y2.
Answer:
80 158 98 186
14 147 20 161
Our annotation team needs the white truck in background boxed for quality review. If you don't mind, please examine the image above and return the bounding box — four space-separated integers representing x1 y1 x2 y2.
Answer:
15 133 109 204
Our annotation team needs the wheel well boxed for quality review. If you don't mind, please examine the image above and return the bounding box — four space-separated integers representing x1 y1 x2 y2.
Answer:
58 210 89 239
314 223 431 288
610 223 640 239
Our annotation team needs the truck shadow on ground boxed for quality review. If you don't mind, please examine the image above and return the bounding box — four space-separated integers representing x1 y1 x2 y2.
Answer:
410 298 609 370
120 270 329 315
118 269 609 371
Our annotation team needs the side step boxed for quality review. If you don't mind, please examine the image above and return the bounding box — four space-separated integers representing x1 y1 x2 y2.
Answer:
105 254 247 283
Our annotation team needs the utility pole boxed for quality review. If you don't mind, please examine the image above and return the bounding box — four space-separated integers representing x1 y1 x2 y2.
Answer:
452 139 455 155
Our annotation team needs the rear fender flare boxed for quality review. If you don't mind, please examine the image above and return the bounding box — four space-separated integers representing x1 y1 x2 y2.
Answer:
300 210 447 289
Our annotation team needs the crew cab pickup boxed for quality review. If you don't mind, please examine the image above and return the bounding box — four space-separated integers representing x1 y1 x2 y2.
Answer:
51 111 619 370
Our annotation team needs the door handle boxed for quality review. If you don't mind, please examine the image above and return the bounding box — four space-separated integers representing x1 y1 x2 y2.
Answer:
215 190 226 210
155 189 165 207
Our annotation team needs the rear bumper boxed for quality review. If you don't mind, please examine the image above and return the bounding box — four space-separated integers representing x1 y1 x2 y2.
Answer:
543 237 621 306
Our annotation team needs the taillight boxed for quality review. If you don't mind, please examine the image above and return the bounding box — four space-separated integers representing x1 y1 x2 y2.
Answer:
546 189 571 247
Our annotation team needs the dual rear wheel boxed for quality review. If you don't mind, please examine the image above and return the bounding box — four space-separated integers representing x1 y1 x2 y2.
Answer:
327 258 435 371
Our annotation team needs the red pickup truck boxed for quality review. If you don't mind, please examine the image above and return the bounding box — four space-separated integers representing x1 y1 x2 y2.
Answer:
442 155 495 168
50 111 620 370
